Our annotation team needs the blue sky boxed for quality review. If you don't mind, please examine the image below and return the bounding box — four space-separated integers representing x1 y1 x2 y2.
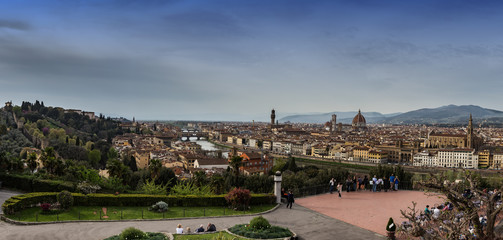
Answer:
1 0 503 121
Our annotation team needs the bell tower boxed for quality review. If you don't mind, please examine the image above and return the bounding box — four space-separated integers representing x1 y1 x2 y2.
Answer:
467 114 473 149
271 109 276 126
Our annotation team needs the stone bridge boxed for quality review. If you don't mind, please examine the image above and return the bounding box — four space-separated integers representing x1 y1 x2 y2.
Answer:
180 131 209 141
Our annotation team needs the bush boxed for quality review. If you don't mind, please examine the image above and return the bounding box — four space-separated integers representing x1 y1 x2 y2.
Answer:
149 201 168 213
249 216 271 230
2 192 274 214
57 191 74 210
229 224 292 239
77 181 101 194
225 188 251 210
120 227 146 240
40 203 51 212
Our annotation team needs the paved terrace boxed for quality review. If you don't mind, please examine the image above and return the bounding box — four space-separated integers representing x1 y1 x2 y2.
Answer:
296 190 445 236
0 189 382 240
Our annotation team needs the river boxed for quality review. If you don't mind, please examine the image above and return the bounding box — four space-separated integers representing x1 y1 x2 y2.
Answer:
189 138 229 158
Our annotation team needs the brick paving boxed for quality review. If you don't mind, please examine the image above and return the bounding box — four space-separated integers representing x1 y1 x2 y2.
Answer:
296 190 445 236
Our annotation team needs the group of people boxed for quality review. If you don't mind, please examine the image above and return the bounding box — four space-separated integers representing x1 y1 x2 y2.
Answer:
329 174 401 197
175 222 216 234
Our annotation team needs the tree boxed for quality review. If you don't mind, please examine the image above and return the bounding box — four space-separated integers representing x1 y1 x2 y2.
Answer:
106 158 130 183
26 152 38 174
229 155 243 188
87 149 101 168
148 158 162 179
400 171 503 240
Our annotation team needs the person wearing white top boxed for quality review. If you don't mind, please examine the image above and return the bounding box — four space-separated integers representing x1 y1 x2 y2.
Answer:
433 207 441 219
176 224 184 234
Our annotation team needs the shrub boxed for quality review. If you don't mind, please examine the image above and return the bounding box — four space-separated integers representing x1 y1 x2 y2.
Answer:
40 203 51 212
57 191 74 210
149 201 168 213
77 181 101 194
386 217 396 232
249 216 271 230
229 224 292 239
225 188 251 210
141 179 167 195
120 227 146 240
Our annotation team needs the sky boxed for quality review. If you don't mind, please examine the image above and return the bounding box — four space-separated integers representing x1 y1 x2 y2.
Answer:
1 0 503 121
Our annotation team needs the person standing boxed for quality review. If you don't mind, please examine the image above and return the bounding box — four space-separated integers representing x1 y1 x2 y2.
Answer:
352 176 357 192
394 176 400 191
357 176 363 191
346 177 352 192
372 175 378 192
329 178 335 194
383 176 389 192
286 190 295 209
337 182 342 198
389 174 395 191
363 175 369 191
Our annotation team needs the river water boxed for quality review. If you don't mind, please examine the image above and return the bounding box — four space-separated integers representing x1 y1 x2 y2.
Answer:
189 138 229 158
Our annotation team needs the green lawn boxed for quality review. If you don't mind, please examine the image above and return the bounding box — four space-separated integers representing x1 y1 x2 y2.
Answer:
173 232 246 240
6 205 276 222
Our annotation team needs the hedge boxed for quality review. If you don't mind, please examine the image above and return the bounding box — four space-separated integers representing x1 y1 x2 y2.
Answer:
0 174 76 192
2 192 275 215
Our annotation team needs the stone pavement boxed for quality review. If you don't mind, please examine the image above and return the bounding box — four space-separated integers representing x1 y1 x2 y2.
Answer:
296 190 445 236
0 203 383 240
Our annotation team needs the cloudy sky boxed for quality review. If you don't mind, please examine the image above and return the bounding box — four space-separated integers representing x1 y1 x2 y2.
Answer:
1 0 503 121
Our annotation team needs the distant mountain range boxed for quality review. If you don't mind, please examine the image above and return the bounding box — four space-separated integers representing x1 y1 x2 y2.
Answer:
279 105 503 125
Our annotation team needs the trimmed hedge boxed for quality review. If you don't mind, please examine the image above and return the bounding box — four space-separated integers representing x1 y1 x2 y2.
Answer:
2 192 275 215
0 174 76 192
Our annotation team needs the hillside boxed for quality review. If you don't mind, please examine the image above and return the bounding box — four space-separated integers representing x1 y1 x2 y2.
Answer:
279 105 503 125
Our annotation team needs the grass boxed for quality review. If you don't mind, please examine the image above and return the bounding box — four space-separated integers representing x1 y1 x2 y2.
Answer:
6 204 276 222
173 232 246 240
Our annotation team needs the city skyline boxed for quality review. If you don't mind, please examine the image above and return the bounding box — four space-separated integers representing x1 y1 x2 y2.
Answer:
2 0 503 121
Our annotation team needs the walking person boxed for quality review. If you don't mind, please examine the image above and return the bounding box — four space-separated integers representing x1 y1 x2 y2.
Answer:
286 190 295 209
329 178 335 194
337 182 342 198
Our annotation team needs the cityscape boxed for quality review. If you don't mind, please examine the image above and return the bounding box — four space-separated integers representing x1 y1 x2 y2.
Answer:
1 1 503 240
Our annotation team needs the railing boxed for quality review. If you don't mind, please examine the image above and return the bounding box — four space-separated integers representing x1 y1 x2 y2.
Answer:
291 181 414 198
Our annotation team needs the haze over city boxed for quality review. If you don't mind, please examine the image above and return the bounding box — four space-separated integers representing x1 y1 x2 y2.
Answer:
1 0 503 121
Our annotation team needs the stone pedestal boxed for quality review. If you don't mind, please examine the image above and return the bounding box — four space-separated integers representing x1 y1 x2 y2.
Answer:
274 171 282 204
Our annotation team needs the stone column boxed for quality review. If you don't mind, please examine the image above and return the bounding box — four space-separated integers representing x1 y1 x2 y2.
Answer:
274 171 282 204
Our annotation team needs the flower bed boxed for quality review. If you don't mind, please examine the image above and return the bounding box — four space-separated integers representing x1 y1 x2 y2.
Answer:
2 192 275 215
228 216 292 239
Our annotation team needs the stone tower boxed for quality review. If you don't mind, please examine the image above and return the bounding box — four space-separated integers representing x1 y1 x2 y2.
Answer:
467 114 473 149
331 114 337 133
271 109 276 126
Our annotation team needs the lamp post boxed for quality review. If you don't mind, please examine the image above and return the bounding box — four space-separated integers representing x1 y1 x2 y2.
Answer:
274 171 282 204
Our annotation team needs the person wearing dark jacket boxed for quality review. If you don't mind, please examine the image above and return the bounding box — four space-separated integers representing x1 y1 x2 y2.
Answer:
206 223 216 232
286 190 295 209
383 177 390 192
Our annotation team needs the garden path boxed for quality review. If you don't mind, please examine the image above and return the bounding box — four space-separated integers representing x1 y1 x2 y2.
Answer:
0 203 382 240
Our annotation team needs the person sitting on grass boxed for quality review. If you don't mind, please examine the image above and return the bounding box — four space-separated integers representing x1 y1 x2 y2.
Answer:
207 222 216 232
195 224 205 233
186 227 191 234
176 224 184 234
